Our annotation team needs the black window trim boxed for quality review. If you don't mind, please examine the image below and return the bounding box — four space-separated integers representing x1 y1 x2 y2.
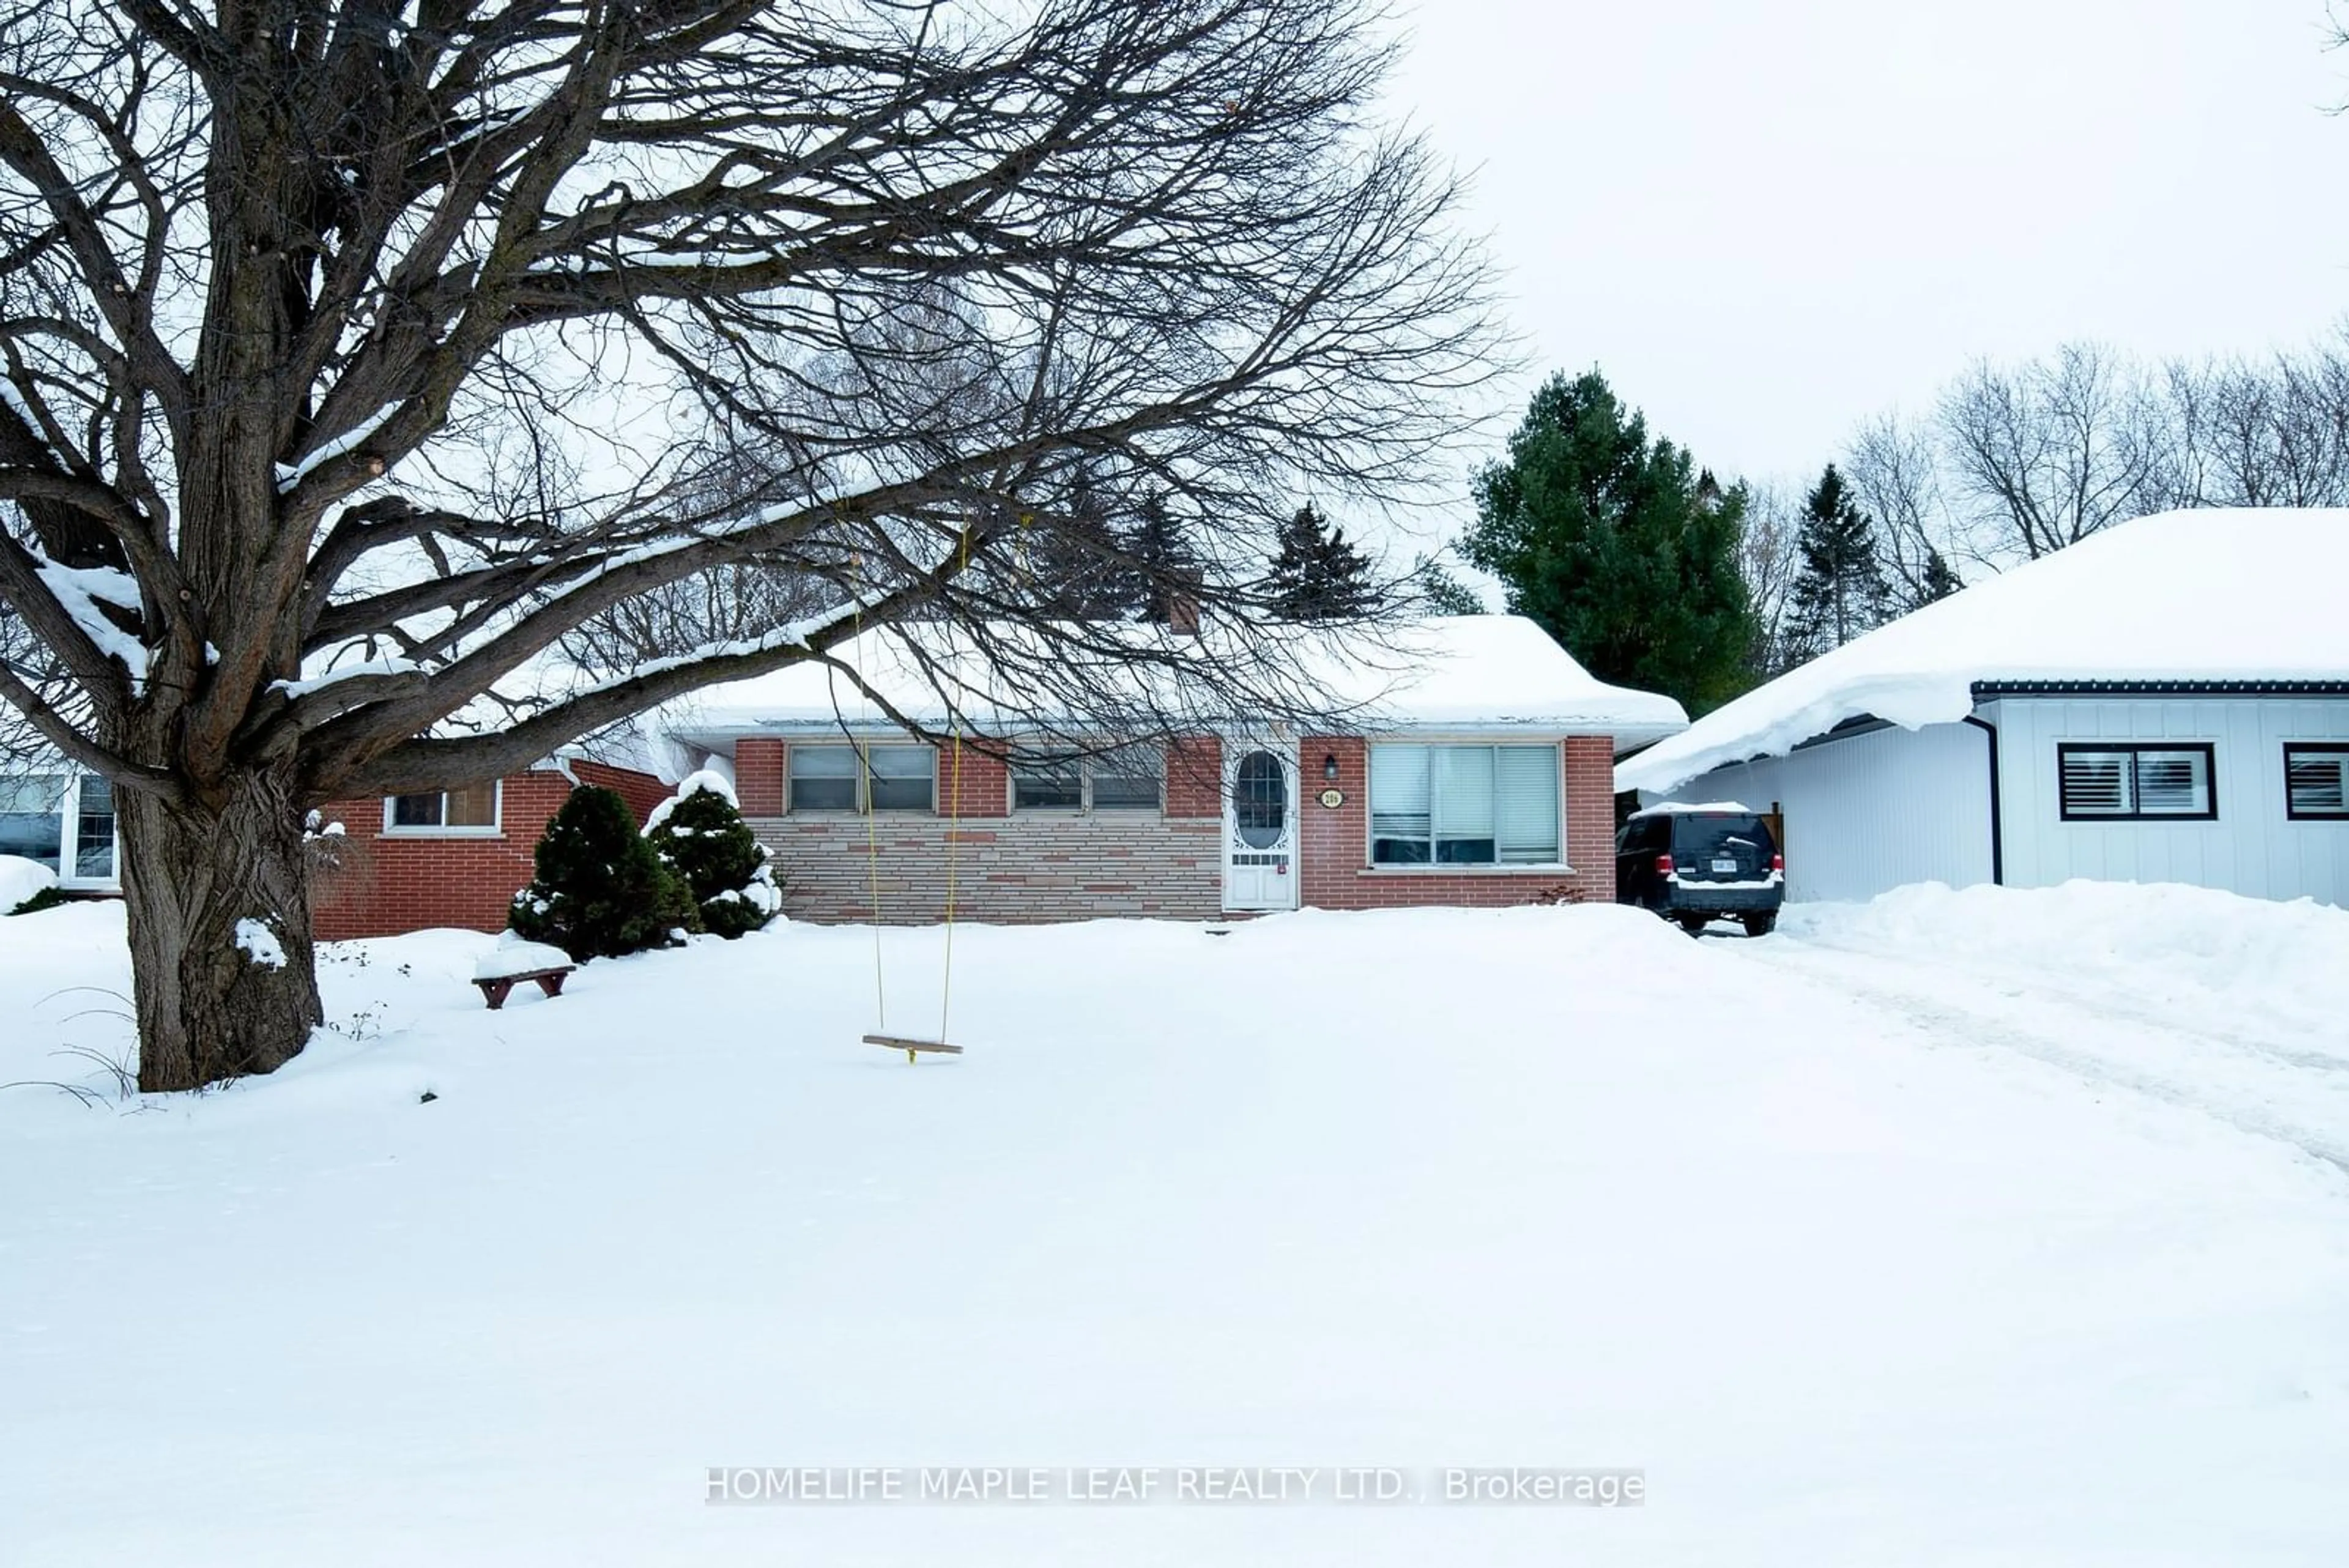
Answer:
2282 742 2349 822
2055 741 2219 822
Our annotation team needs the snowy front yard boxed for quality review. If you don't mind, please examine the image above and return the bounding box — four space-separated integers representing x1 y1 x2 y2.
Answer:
4 890 2348 1566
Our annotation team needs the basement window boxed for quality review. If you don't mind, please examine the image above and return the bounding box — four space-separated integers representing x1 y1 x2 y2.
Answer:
2057 744 2215 821
2284 745 2349 819
384 781 501 835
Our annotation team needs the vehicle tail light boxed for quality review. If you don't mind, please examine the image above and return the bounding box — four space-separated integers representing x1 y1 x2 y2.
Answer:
1654 854 1674 877
1770 853 1784 873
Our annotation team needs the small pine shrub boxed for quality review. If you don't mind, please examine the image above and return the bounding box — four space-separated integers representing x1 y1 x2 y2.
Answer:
645 776 781 940
7 885 73 916
508 786 699 961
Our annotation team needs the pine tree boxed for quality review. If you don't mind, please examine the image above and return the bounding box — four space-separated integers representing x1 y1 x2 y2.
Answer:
1915 547 1964 607
645 779 781 940
1020 465 1146 619
1460 370 1755 714
509 786 699 961
1132 496 1200 623
1265 503 1377 620
1412 553 1486 615
1783 464 1890 661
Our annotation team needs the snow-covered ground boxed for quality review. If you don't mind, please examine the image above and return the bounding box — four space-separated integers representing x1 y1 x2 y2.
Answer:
4 888 2348 1566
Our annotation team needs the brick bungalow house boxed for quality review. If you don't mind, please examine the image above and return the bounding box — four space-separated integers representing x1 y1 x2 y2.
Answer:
7 616 1685 934
660 615 1687 923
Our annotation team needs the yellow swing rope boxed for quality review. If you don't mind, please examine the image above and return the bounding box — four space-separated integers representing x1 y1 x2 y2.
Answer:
852 558 886 1031
937 528 970 1046
854 533 970 1055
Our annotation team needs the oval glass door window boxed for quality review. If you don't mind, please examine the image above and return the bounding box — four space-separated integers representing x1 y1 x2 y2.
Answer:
1234 750 1286 848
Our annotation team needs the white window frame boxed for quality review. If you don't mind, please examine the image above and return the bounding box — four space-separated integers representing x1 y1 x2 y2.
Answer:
1364 740 1567 870
60 773 120 888
382 780 504 838
787 743 938 814
1 771 121 889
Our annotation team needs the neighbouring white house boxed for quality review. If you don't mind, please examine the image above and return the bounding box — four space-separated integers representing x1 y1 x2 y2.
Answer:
1617 508 2349 908
0 764 117 891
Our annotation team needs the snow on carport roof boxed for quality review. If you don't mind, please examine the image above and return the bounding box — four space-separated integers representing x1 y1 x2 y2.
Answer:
662 614 1690 744
1617 507 2349 797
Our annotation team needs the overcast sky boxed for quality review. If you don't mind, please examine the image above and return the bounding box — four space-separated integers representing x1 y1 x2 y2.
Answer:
1385 0 2349 487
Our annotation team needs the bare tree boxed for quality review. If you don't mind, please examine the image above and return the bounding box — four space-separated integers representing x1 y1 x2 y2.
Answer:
1844 412 1965 612
2162 340 2349 508
1733 481 1800 677
0 0 1499 1090
1937 343 2167 562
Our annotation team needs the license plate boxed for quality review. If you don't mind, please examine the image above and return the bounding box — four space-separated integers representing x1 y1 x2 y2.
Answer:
1710 858 1739 874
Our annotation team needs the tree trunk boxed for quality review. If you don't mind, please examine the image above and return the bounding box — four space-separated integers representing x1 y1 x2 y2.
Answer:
117 764 324 1093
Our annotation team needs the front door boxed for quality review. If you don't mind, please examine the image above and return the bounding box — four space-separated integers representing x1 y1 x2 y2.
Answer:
1222 743 1299 912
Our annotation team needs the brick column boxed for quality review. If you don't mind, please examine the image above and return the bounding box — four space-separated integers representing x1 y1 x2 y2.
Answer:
1563 735 1617 902
1164 736 1222 819
736 738 785 816
940 738 1009 817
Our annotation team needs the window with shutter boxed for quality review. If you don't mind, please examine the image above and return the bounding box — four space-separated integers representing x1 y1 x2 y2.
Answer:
2057 744 2215 822
2284 745 2349 819
1369 745 1431 863
1494 746 1560 863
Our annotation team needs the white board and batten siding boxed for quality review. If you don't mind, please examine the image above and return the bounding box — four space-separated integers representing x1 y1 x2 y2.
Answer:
1652 720 1995 904
1987 695 2349 906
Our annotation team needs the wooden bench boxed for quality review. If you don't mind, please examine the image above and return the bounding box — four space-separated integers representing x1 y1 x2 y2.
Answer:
473 966 574 1010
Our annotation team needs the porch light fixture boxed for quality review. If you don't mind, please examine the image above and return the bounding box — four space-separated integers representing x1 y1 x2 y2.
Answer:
1321 753 1340 782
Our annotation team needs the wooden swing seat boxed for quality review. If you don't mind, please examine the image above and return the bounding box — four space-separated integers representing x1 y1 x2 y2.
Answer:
863 1033 963 1056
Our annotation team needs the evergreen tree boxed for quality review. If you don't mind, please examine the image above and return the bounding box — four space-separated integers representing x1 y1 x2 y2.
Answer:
509 786 699 961
1412 553 1486 615
1783 464 1890 661
1020 465 1146 619
1915 547 1964 607
1132 496 1200 623
1265 503 1378 620
1460 370 1754 714
645 779 782 940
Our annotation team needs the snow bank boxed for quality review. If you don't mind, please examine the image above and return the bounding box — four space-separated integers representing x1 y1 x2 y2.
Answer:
1781 879 2349 1049
5 896 2348 1563
1620 507 2349 794
0 854 57 911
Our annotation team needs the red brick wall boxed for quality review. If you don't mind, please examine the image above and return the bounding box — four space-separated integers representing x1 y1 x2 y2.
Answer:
735 738 784 816
310 761 672 940
1165 737 1222 819
1295 735 1616 911
939 740 1011 819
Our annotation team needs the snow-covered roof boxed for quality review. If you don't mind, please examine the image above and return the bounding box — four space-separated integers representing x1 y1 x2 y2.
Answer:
1627 801 1757 817
659 614 1687 747
1618 507 2349 796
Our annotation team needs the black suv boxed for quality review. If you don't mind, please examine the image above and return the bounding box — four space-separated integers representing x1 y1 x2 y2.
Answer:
1614 805 1784 936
